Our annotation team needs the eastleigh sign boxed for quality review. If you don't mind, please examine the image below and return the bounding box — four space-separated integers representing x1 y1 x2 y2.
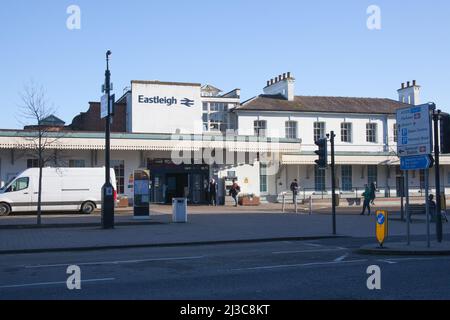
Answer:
138 95 195 107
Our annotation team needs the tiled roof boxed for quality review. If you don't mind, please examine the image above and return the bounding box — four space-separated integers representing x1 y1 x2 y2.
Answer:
238 94 411 114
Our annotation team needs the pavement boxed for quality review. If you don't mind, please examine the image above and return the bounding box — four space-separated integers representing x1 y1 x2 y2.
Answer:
0 204 449 255
359 241 450 255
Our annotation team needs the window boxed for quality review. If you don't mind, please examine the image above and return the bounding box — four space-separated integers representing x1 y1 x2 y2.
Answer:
285 121 298 139
202 102 228 132
314 165 326 192
202 113 209 131
393 123 398 143
314 122 325 142
260 164 268 193
7 177 29 192
341 123 352 143
227 171 236 179
209 112 224 132
341 165 353 191
111 160 125 194
254 120 267 137
69 160 86 168
366 123 377 143
368 165 378 186
27 159 39 168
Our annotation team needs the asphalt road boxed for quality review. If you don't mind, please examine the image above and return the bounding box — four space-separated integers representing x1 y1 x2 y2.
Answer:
0 236 449 300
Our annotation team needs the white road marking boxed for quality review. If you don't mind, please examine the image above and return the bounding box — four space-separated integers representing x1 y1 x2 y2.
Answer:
272 248 347 255
304 243 325 248
24 255 206 269
231 259 368 271
0 278 115 289
377 257 436 265
334 253 350 262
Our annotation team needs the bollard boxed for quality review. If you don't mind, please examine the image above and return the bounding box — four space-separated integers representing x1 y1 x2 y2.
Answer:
309 196 312 215
282 193 286 213
295 197 298 214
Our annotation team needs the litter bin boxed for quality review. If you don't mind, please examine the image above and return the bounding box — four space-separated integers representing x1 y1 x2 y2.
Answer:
172 198 188 223
440 193 447 211
334 194 340 207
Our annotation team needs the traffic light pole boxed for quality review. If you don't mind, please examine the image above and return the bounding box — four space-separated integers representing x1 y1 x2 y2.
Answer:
330 131 337 235
101 50 115 229
433 109 443 243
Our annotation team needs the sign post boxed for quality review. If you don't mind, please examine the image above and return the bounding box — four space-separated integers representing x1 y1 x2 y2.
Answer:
397 103 434 246
376 210 389 248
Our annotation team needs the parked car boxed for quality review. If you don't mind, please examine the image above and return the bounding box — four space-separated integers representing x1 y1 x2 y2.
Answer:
0 167 117 216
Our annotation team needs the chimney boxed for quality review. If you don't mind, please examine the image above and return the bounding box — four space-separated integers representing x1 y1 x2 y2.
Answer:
398 80 421 105
263 72 296 101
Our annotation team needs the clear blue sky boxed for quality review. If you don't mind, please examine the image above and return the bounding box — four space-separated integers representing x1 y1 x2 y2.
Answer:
0 0 449 129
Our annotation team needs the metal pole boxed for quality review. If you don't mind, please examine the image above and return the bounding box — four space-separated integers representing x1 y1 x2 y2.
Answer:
425 169 431 248
309 196 312 215
101 50 115 229
406 170 410 245
400 170 405 221
433 110 443 243
330 131 337 235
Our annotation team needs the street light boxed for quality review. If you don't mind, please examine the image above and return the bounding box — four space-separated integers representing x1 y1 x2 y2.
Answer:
101 50 115 229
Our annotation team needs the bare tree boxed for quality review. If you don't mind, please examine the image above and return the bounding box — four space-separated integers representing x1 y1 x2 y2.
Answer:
18 82 65 225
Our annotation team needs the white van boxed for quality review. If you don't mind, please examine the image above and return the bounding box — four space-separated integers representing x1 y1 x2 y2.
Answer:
0 167 117 216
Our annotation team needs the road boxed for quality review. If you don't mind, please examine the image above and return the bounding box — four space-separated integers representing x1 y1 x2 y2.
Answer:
0 236 449 300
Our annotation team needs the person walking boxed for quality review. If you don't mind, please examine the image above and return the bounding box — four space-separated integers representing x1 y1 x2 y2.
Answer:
229 179 241 207
360 184 372 216
290 179 299 205
369 182 377 205
209 178 217 206
428 194 437 222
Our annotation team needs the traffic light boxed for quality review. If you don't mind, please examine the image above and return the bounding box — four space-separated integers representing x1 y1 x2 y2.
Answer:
440 113 450 154
315 138 328 169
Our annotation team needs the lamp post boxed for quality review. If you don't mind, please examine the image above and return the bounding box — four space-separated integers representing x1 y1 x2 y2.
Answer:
101 50 115 229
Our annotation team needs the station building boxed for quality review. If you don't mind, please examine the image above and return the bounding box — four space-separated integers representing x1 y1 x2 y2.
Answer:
0 74 449 205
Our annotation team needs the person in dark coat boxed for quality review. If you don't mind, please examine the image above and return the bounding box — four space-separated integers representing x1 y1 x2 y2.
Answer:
209 178 217 206
290 179 299 204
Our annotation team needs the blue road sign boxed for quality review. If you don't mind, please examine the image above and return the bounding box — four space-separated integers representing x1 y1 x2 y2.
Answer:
377 214 385 225
400 155 434 171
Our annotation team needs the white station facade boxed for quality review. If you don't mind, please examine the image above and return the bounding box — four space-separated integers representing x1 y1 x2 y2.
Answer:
1 74 449 205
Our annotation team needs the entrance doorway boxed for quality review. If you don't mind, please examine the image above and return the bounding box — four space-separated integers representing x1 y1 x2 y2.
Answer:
166 173 188 203
148 159 210 204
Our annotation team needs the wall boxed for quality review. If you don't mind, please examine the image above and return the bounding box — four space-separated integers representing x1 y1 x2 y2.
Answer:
130 82 203 134
237 111 394 153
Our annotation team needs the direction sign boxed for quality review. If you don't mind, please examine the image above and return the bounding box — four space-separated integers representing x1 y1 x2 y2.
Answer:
100 94 115 119
400 154 434 171
396 104 433 157
100 94 108 119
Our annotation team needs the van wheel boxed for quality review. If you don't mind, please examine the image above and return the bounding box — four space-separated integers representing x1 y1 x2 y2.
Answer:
81 202 96 215
0 203 11 216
